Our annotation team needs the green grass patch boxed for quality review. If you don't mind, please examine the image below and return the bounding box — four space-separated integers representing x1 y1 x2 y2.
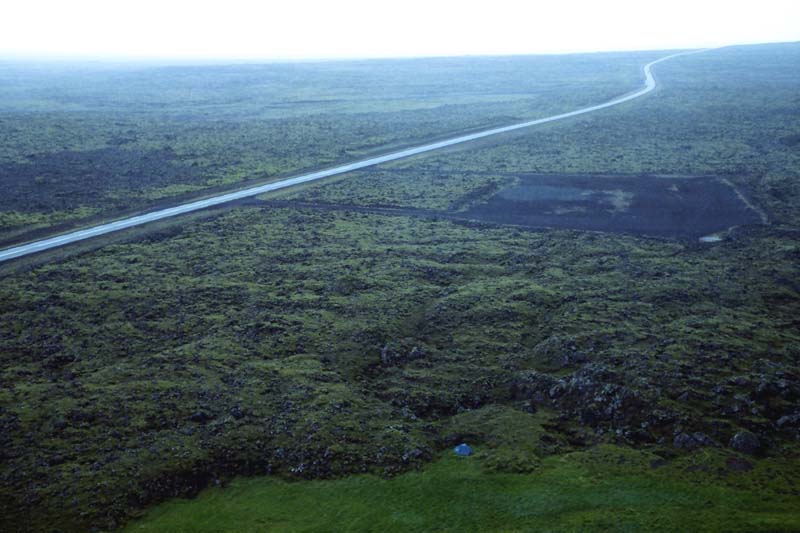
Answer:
127 446 800 532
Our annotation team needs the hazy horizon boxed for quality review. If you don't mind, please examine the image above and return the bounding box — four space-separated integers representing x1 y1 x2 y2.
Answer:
1 41 799 66
2 0 799 62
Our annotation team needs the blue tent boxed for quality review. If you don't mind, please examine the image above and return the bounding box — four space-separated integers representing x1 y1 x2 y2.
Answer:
453 443 473 456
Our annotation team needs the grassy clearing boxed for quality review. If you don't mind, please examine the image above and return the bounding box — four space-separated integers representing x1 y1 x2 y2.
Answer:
128 446 800 532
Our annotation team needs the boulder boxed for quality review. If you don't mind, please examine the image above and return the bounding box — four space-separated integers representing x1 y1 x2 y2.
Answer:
777 412 800 429
729 430 760 455
188 411 213 424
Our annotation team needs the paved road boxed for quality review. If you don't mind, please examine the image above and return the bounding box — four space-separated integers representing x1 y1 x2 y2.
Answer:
0 50 708 263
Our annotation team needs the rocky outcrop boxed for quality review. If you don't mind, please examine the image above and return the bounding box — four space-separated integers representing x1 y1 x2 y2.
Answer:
673 431 714 451
510 364 655 437
380 341 427 366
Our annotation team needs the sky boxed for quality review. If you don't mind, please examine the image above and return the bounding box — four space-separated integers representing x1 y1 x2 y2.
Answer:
1 0 799 61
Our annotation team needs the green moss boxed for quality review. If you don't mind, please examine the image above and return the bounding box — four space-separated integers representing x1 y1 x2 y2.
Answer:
0 206 100 231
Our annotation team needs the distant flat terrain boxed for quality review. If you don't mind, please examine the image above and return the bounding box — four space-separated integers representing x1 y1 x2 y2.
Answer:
0 52 683 261
0 51 652 245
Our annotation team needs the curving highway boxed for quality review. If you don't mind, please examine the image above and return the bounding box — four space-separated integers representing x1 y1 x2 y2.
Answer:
0 49 709 263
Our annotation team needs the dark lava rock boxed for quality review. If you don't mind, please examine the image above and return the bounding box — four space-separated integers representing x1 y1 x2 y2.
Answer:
67 409 97 424
531 335 591 370
548 383 565 399
42 353 75 370
673 432 714 451
508 371 558 403
380 345 392 365
512 364 652 432
559 366 648 428
729 430 760 455
560 351 589 368
188 411 213 424
673 433 694 450
777 412 800 429
380 343 425 366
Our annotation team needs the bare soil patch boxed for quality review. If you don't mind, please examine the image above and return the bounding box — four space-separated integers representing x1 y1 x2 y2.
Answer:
461 174 762 238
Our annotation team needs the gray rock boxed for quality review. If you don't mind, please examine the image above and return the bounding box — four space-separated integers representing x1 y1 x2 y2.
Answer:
729 430 760 455
673 433 695 450
777 412 800 428
692 432 714 447
548 383 565 399
380 343 425 365
188 411 213 423
673 431 713 451
380 345 392 365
